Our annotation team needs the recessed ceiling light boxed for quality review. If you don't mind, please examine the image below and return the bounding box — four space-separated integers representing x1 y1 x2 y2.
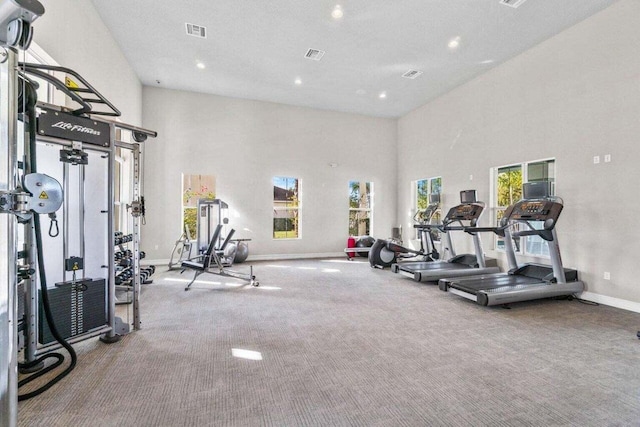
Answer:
196 62 206 69
448 36 461 50
331 5 343 19
479 59 494 64
294 78 302 85
379 92 387 99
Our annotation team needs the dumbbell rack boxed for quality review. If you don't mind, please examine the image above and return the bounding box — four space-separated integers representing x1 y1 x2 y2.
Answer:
114 232 134 305
113 232 155 328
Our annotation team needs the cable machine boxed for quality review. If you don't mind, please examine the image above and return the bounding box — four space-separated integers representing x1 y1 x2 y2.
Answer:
197 198 229 253
16 62 157 350
0 3 157 423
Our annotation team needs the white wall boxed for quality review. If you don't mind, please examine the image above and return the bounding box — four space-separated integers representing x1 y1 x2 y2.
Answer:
398 0 640 304
142 87 397 260
30 1 640 308
33 0 142 125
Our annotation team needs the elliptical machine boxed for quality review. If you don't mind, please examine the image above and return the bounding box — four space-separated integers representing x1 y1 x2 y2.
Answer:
368 194 441 269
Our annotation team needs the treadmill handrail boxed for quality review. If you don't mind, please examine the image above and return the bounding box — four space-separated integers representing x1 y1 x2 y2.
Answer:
461 223 511 237
442 225 466 231
464 226 501 233
512 228 554 241
414 223 444 231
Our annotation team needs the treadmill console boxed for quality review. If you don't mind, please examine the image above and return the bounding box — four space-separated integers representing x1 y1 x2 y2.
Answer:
507 200 563 228
444 203 483 222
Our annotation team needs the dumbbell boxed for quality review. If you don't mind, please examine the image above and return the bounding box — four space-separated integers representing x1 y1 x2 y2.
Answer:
141 266 156 284
115 273 128 285
118 258 132 267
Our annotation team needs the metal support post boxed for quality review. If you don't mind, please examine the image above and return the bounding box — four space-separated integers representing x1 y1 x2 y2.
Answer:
0 48 19 427
132 144 141 330
100 125 119 343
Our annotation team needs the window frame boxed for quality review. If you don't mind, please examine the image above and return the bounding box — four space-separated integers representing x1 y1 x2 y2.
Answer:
348 181 373 237
414 176 442 240
273 176 301 240
490 158 556 257
181 174 216 241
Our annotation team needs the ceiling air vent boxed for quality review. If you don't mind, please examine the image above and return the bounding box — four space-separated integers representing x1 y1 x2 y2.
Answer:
304 48 325 61
185 23 207 38
500 0 528 8
402 70 423 79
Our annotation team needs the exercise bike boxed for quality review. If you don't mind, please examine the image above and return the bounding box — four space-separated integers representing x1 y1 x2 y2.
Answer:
369 194 441 269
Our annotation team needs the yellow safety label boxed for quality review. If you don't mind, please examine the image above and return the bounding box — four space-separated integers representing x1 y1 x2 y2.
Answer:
72 263 79 270
39 191 48 199
65 76 79 89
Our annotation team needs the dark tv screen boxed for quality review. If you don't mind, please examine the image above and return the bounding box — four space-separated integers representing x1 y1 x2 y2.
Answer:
523 181 550 199
460 190 476 204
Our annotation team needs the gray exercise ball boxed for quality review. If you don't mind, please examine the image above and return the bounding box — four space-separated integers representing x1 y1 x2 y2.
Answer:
234 241 249 263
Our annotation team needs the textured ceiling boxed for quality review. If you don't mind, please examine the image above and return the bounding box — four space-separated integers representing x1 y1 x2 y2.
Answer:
91 0 618 118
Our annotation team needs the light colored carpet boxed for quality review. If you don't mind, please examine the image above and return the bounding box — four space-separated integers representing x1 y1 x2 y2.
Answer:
17 258 640 426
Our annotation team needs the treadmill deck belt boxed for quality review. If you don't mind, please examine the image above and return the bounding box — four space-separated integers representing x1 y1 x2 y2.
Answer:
449 275 543 294
398 262 471 273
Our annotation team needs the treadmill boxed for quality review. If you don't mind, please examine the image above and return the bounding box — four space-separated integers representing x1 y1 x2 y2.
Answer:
391 190 500 282
438 182 584 306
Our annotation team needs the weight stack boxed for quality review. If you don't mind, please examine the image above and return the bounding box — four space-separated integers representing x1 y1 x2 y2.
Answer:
38 278 107 344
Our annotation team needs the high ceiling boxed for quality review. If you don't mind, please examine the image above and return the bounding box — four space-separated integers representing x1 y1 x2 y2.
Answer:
91 0 618 118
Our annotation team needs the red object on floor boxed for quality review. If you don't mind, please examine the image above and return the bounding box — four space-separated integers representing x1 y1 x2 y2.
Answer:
346 236 356 258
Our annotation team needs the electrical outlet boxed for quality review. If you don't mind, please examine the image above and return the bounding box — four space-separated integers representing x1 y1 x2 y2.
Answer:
604 272 611 280
604 154 611 163
154 245 159 250
469 174 473 181
593 155 600 164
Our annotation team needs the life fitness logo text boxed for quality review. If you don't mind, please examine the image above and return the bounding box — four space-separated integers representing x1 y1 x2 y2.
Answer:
51 121 101 136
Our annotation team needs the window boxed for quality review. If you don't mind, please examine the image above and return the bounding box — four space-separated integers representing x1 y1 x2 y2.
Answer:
415 177 442 239
273 177 300 239
348 181 372 236
182 174 216 240
24 44 57 103
492 159 555 256
416 177 441 210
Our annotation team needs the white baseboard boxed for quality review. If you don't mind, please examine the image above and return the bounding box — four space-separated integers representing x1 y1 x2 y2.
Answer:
143 259 170 266
578 291 640 314
143 252 346 266
247 252 345 261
